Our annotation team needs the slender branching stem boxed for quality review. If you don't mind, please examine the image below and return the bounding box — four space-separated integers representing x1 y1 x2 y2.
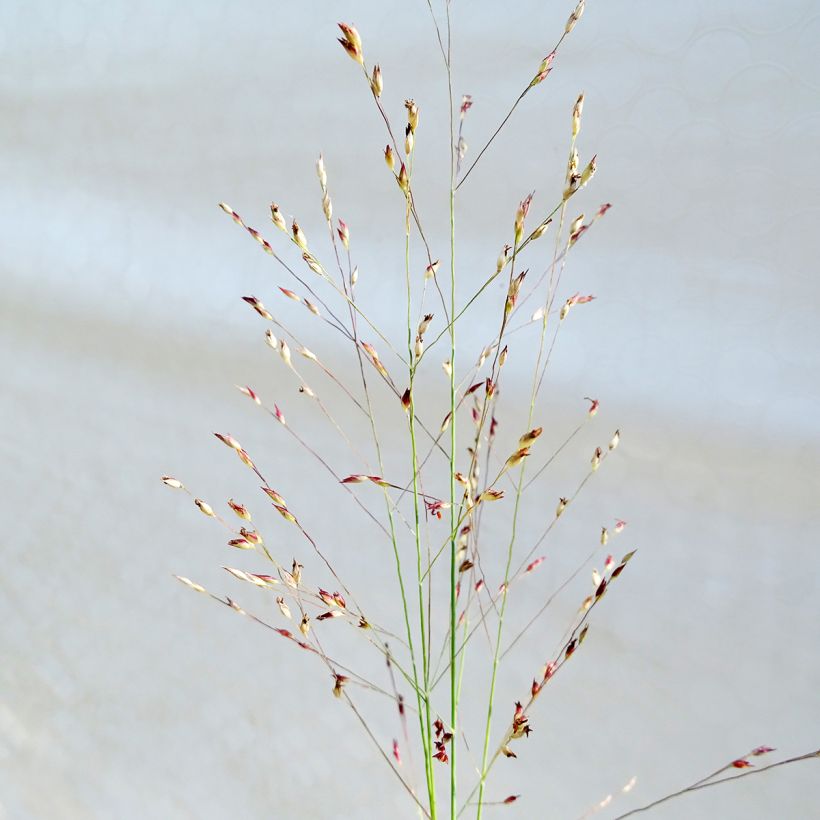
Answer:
611 751 820 819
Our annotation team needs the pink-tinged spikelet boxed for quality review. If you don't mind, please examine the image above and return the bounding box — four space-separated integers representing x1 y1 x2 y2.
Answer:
236 385 261 405
242 296 273 321
214 432 241 450
270 203 286 232
337 219 350 249
370 64 383 97
530 51 556 87
194 498 215 517
228 499 251 521
337 23 363 64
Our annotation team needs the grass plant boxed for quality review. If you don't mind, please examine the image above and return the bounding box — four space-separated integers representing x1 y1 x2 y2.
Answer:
163 3 818 815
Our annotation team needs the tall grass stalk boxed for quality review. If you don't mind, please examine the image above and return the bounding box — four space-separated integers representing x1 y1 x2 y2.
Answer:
163 3 817 817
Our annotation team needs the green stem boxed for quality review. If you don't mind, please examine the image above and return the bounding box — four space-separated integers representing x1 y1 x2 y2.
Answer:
406 181 436 817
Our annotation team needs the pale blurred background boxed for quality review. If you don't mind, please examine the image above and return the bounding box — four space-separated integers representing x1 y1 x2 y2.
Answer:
2 1 819 818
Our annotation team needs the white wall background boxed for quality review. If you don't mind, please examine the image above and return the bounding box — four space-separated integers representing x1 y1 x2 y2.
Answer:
1 1 819 818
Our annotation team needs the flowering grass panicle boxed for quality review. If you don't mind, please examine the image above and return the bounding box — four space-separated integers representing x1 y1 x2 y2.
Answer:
162 5 818 818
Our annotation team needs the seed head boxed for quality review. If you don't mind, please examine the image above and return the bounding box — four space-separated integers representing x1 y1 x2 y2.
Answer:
572 92 585 137
580 154 597 187
214 432 242 451
608 429 620 451
194 498 215 517
531 219 552 240
565 0 585 34
337 219 349 249
404 124 414 155
505 447 530 470
397 163 409 193
291 559 302 585
219 202 244 226
228 499 251 521
370 64 383 97
274 504 295 523
332 673 348 698
337 23 363 64
560 299 572 321
384 144 395 171
237 385 261 405
496 244 512 273
519 428 542 447
531 51 556 86
239 527 262 546
514 193 533 245
291 220 307 250
269 203 286 232
174 575 206 593
243 295 273 321
276 596 292 619
279 339 292 367
161 476 184 489
556 497 568 518
425 260 440 280
404 99 419 132
569 147 580 177
315 154 327 188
